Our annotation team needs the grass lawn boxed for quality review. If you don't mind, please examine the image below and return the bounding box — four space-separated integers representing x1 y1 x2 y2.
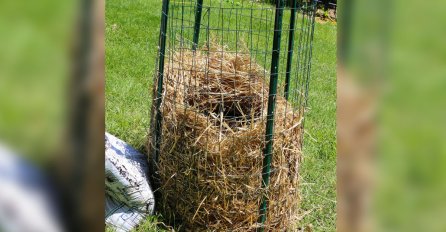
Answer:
106 0 336 231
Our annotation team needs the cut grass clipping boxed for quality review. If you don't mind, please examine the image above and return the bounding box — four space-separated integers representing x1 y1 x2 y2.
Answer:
149 43 304 231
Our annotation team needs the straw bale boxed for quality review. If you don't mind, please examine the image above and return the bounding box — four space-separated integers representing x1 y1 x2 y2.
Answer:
150 44 303 231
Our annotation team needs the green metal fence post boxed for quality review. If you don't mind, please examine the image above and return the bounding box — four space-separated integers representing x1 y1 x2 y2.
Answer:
284 0 298 100
153 0 170 180
192 0 204 50
304 1 317 108
298 0 316 169
257 0 285 230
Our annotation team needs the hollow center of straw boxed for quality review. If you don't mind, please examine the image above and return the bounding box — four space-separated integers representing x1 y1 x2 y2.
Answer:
170 45 268 131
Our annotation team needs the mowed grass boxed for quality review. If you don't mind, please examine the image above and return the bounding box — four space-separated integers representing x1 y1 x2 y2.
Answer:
106 0 336 231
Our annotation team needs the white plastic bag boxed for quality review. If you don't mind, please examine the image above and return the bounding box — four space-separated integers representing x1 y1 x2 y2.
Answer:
105 133 155 232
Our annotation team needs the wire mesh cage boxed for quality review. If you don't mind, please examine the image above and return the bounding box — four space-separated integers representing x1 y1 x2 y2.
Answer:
149 0 316 230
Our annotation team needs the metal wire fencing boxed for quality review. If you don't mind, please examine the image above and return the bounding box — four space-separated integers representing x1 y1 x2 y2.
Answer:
149 0 316 230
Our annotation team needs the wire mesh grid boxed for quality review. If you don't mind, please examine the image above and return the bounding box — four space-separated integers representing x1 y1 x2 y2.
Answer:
149 0 316 230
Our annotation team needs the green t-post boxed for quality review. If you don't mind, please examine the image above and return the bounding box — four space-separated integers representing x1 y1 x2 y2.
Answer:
153 0 170 184
192 0 204 50
257 0 285 230
284 0 298 100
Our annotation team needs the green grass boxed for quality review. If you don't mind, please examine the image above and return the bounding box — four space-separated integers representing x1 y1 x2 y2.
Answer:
106 0 336 231
299 20 336 231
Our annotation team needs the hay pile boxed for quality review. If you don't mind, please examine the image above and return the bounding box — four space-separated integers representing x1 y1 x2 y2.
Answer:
151 44 304 231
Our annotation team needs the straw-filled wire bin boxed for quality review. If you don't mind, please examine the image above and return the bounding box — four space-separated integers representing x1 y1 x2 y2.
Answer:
148 0 316 230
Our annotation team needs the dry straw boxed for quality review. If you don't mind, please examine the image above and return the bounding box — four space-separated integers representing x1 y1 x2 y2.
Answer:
149 43 304 231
